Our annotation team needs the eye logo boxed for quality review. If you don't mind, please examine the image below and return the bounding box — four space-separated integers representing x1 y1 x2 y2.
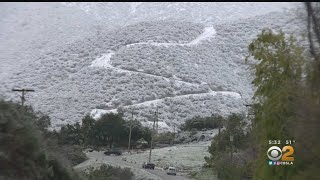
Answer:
267 145 294 162
267 146 282 161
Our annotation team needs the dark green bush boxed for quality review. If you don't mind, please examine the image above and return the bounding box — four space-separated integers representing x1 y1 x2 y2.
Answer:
85 164 133 180
56 113 152 149
205 113 252 179
183 114 224 131
0 100 83 180
153 132 174 144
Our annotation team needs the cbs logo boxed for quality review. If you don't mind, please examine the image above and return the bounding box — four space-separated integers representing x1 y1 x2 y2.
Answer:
267 146 294 161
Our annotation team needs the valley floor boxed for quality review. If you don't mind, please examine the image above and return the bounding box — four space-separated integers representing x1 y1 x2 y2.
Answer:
74 141 212 180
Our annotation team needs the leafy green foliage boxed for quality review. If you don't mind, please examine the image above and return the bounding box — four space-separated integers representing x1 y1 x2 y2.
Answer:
56 113 152 149
247 29 303 101
205 113 251 179
0 100 83 180
246 29 305 179
182 114 224 131
207 114 247 158
153 132 174 144
84 164 133 180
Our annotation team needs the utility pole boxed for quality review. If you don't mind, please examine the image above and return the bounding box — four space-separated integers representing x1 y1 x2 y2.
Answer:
218 117 223 140
172 124 176 145
148 110 157 162
12 88 35 106
230 135 234 162
128 110 134 152
156 106 159 132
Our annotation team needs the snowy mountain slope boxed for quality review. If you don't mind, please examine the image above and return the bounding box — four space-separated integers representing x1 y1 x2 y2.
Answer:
89 25 243 131
0 2 104 84
89 25 216 86
0 3 306 131
63 2 301 27
91 91 243 132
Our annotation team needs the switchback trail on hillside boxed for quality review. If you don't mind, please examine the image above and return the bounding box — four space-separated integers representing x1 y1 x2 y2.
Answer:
89 26 243 121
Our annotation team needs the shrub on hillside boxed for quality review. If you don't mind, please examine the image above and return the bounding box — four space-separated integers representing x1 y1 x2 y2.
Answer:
205 113 252 179
0 100 83 180
153 132 174 145
182 114 225 131
56 113 152 149
84 164 133 180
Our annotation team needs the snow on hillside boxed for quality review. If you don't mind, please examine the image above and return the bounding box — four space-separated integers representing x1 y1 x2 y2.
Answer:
88 25 242 131
125 141 211 170
90 26 216 87
0 2 102 83
91 90 243 132
90 52 200 87
63 2 301 27
188 26 216 45
0 3 306 130
125 26 216 47
90 51 115 69
91 90 241 118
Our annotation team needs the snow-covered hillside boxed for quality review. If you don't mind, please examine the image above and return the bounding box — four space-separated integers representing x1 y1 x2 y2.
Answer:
0 2 305 130
0 2 103 83
63 2 301 27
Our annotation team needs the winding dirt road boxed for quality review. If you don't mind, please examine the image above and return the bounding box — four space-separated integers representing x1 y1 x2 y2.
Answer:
74 151 193 180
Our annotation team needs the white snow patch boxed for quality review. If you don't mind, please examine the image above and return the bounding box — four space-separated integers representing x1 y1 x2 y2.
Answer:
163 77 170 82
91 90 242 120
172 75 182 81
125 26 216 48
90 53 200 89
130 2 142 14
142 121 173 132
90 108 118 120
90 51 115 68
175 80 199 87
188 26 216 45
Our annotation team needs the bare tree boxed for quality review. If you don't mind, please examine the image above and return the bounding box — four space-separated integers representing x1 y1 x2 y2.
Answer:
306 2 320 60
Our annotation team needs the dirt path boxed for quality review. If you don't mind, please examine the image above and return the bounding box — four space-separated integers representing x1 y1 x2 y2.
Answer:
89 25 243 125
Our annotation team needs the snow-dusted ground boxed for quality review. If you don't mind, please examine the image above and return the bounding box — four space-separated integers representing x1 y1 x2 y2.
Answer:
90 26 216 86
91 90 241 120
90 51 115 69
76 141 211 173
74 148 197 180
91 52 200 88
188 26 216 45
125 26 216 47
63 2 301 27
125 141 211 171
0 2 102 85
89 25 242 132
74 153 163 180
91 52 198 87
74 140 212 179
1 3 304 130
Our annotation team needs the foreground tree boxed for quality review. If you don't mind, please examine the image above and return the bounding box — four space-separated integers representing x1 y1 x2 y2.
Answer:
246 29 306 179
0 100 83 180
94 113 126 148
288 3 320 179
205 114 249 179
